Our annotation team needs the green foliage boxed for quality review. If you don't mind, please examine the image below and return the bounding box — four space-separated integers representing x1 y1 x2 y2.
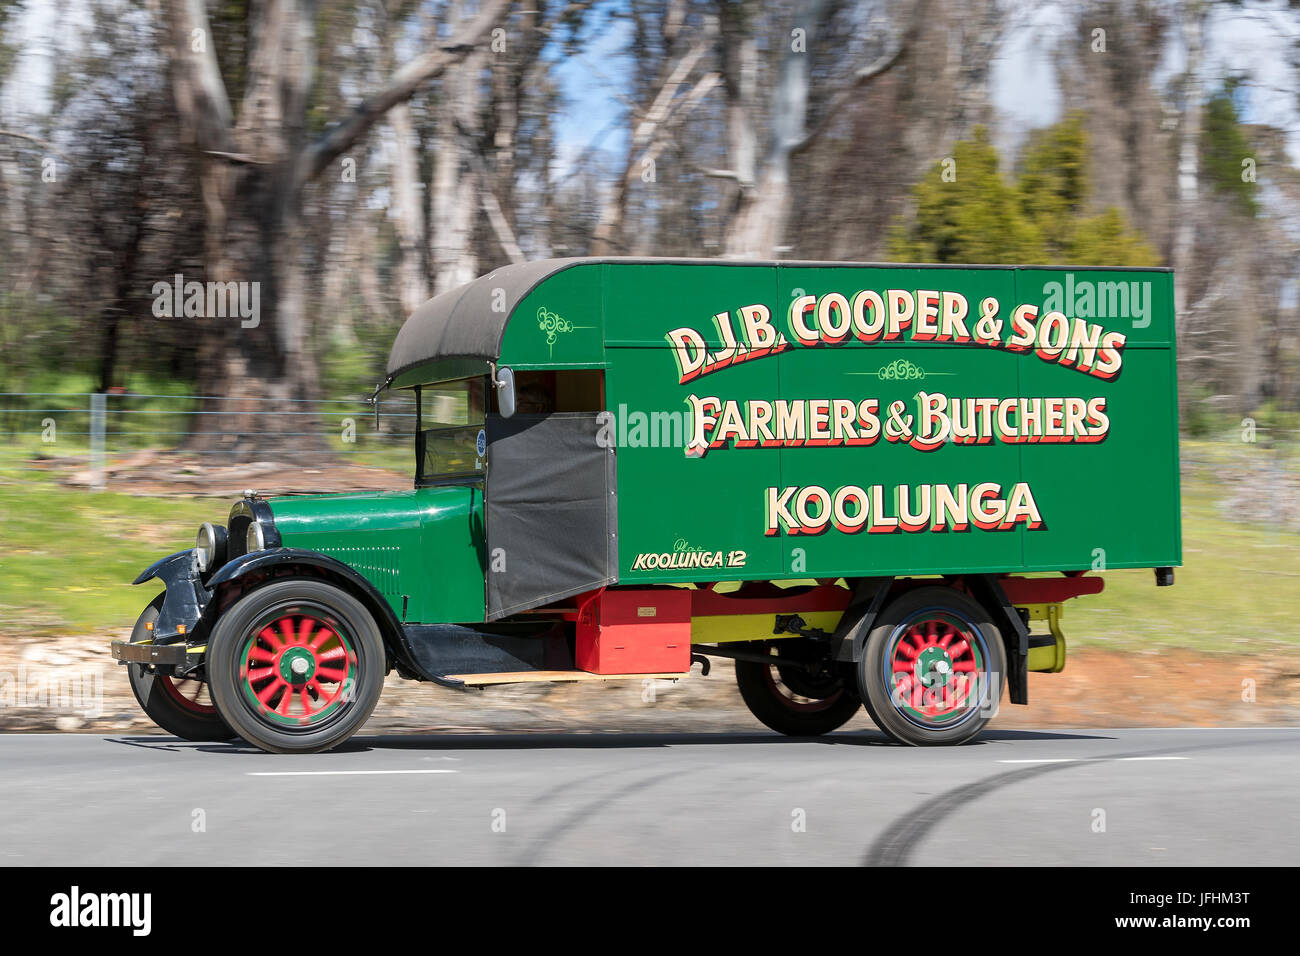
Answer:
1200 81 1258 217
889 116 1159 268
1017 112 1090 226
1066 208 1160 267
888 127 1045 264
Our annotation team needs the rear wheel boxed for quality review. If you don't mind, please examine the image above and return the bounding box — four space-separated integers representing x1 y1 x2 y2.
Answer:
734 640 861 736
857 586 1005 746
206 579 385 754
126 593 235 742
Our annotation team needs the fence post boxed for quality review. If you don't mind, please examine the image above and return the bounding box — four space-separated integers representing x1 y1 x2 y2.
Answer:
89 392 106 491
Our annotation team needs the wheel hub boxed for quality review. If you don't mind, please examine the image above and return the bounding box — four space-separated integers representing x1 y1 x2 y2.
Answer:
278 646 317 683
914 646 953 689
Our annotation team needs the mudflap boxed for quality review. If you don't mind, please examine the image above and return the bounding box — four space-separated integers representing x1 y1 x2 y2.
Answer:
968 574 1030 705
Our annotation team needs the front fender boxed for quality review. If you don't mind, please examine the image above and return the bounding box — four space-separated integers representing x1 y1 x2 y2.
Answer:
207 549 401 636
132 549 211 643
207 548 417 677
133 549 194 586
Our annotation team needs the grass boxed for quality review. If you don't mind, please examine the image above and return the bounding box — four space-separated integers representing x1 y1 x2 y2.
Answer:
1070 470 1299 654
0 441 1297 653
0 487 218 634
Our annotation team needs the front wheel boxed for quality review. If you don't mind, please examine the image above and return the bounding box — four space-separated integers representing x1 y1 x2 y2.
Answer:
734 640 862 736
206 579 386 754
857 586 1005 746
127 593 235 742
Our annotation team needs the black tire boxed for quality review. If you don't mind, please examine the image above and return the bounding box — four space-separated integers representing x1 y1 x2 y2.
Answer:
126 593 235 742
734 640 862 736
206 579 385 754
857 586 1005 746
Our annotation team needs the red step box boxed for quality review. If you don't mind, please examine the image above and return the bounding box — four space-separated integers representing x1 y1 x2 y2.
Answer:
575 589 692 675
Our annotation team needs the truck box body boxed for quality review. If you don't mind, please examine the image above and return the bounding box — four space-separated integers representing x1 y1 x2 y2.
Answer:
390 258 1181 598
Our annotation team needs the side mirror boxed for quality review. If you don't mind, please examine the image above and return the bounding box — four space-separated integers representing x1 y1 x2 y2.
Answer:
494 365 516 418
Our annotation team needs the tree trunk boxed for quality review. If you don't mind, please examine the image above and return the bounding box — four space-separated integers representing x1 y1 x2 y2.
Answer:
430 44 486 294
166 0 512 458
1172 1 1205 325
390 102 429 316
721 0 915 259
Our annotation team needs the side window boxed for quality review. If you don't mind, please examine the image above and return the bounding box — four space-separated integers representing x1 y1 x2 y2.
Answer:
416 378 487 484
508 369 604 414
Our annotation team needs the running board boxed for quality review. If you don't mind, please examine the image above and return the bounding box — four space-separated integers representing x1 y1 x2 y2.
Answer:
447 670 685 687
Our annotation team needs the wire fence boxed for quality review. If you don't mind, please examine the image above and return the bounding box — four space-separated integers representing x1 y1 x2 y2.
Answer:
0 391 420 488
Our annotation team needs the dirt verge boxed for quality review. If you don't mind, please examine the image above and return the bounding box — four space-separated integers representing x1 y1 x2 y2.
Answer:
2 632 1296 735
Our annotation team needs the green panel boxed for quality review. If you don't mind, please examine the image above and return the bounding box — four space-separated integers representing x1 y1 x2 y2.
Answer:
1018 267 1174 347
604 263 782 582
771 344 1026 576
769 266 1025 574
608 345 785 582
603 261 779 349
1013 268 1180 570
271 487 486 624
775 263 1019 349
1014 346 1181 572
499 263 605 368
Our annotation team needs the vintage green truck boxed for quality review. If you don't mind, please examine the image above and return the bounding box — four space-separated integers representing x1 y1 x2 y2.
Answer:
112 258 1181 753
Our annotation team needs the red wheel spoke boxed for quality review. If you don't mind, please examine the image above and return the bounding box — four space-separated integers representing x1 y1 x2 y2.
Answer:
308 678 341 706
951 660 977 672
247 666 275 681
297 616 315 645
310 628 335 650
278 618 297 647
315 665 347 681
947 639 969 658
256 678 285 707
317 646 346 663
247 646 275 663
259 626 282 648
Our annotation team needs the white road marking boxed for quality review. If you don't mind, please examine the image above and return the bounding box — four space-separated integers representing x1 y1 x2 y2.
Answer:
998 756 1189 765
1118 756 1189 761
246 769 458 777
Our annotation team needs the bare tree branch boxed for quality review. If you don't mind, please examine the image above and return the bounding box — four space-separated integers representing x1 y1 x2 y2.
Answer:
0 129 69 159
300 0 512 184
635 71 721 176
789 39 909 155
204 150 269 164
454 120 526 264
689 164 742 182
168 0 236 155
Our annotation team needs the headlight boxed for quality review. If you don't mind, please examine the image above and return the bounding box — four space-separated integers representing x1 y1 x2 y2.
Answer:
195 522 226 572
245 520 266 553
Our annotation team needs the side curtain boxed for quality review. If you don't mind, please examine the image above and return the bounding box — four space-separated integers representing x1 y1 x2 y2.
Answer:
484 413 617 620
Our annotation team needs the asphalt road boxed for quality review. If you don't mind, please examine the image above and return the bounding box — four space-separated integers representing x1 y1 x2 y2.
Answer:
1 727 1296 866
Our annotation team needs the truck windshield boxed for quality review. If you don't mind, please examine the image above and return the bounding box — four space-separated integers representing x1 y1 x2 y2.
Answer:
417 377 487 484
